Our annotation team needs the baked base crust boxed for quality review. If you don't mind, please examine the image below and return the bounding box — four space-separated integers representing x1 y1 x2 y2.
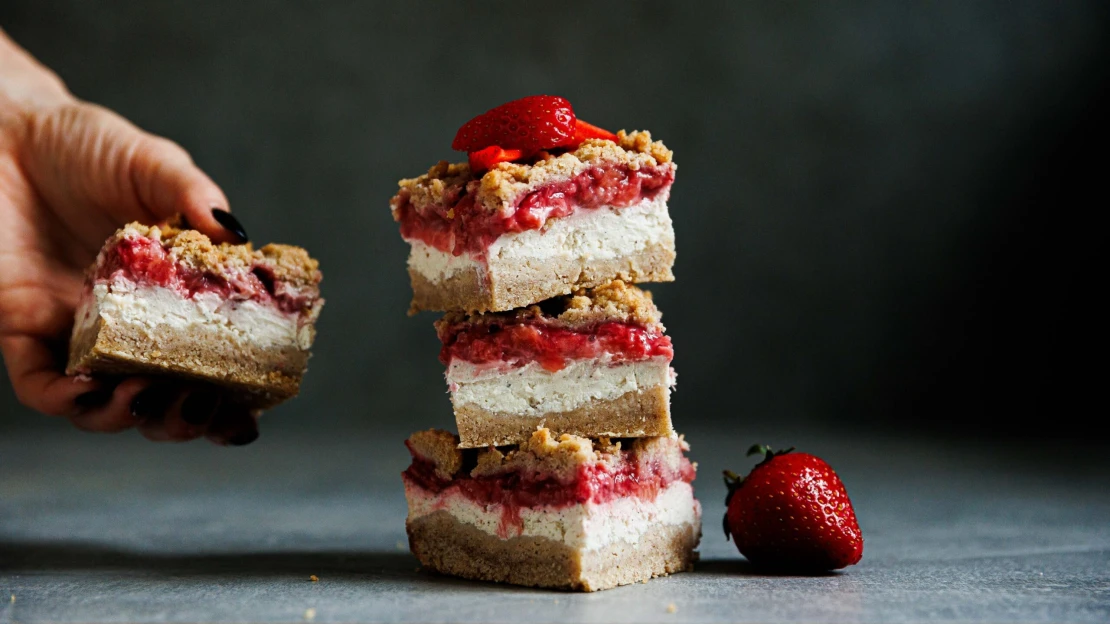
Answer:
454 385 672 448
408 242 675 314
407 509 699 592
67 314 307 409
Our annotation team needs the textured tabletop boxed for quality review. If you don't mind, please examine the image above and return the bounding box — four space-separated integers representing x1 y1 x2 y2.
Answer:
1 422 1108 623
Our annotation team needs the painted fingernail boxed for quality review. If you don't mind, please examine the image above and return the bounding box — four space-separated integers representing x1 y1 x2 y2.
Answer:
75 389 113 409
211 208 249 243
181 391 221 425
130 384 177 422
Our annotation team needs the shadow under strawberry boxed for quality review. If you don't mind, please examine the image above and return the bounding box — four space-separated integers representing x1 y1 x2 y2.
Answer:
694 558 842 578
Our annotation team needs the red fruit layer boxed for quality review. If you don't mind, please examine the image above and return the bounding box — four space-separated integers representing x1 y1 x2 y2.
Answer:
403 444 695 537
95 235 313 315
438 318 673 372
396 162 674 257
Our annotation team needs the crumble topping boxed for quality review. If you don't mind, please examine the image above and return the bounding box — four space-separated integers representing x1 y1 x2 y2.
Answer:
102 221 321 289
560 280 662 327
404 428 688 483
406 429 464 480
436 280 663 332
391 130 675 217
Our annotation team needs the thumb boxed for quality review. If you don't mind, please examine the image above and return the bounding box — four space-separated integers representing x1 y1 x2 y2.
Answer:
23 103 244 244
126 132 245 244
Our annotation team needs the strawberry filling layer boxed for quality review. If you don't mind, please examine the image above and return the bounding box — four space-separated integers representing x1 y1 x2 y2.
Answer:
94 235 314 315
437 319 672 372
396 163 674 256
403 443 695 536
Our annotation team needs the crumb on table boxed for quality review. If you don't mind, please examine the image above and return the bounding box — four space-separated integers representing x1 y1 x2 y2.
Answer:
309 574 319 582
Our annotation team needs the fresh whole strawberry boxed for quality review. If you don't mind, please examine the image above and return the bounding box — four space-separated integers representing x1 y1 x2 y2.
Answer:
723 445 863 572
452 95 576 153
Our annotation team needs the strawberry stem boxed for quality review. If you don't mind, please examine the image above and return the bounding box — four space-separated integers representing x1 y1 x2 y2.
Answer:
747 444 796 461
721 470 743 540
722 469 745 509
747 444 774 458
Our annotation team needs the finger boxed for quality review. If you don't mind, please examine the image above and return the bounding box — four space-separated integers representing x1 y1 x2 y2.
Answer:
68 376 150 433
138 387 219 443
0 335 100 416
0 270 80 338
129 381 184 430
205 402 260 447
125 133 243 244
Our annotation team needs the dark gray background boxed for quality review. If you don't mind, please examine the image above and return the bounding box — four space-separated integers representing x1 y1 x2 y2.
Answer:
0 1 1105 440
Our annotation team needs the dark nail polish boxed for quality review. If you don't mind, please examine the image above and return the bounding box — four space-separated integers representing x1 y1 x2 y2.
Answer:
75 390 113 409
181 391 221 425
227 427 259 446
211 208 249 243
130 385 177 422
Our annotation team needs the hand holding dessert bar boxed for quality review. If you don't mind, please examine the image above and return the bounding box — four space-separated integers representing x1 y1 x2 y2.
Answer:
1 31 321 443
67 219 323 418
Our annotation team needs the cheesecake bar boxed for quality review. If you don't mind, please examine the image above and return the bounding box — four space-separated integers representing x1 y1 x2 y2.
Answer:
67 221 323 409
392 131 676 313
436 281 675 448
403 428 701 591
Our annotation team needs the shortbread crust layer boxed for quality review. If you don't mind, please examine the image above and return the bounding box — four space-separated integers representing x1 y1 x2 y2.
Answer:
406 505 699 591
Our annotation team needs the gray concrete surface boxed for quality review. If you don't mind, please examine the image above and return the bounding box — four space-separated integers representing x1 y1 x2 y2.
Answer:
2 422 1107 623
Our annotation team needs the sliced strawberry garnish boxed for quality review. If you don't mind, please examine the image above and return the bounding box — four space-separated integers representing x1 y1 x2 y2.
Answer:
568 119 618 144
452 95 576 153
467 145 526 172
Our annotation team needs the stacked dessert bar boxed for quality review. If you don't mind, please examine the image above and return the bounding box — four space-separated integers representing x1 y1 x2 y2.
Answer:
391 96 700 591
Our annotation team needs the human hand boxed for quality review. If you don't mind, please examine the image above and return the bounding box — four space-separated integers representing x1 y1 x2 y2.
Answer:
0 30 258 444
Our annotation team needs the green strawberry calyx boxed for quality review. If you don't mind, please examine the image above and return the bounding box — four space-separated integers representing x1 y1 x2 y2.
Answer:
722 444 797 540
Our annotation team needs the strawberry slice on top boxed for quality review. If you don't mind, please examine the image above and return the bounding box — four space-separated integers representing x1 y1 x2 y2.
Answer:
467 146 525 172
452 95 577 154
452 96 620 170
567 119 619 144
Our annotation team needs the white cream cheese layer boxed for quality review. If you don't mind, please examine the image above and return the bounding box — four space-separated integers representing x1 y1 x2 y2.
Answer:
447 357 673 416
83 278 309 349
406 240 483 283
405 194 673 282
489 194 673 265
405 479 700 551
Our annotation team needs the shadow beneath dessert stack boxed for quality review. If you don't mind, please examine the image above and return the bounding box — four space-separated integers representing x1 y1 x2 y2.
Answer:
0 539 418 581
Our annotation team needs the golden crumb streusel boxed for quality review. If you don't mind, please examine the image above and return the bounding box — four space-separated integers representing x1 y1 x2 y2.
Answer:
436 280 663 332
391 131 675 217
560 280 662 327
405 428 688 483
406 429 464 479
103 221 321 288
